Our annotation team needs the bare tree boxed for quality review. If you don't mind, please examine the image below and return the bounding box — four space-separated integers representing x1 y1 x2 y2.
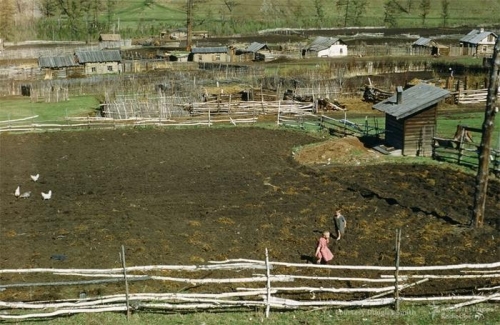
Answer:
337 0 366 27
440 0 450 27
313 0 325 27
38 0 59 17
419 0 431 25
383 0 398 27
0 0 16 40
471 38 500 228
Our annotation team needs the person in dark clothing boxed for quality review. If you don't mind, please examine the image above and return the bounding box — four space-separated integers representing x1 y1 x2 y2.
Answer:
334 209 347 241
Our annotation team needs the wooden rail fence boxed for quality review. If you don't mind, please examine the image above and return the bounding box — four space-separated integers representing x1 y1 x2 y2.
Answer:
0 246 498 321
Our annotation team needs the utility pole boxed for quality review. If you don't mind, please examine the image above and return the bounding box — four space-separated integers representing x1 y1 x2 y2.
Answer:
471 37 500 228
186 0 194 51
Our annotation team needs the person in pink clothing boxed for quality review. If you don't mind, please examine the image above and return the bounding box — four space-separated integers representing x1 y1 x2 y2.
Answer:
315 231 334 264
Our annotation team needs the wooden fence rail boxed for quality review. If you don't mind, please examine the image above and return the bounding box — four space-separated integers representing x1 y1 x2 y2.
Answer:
0 253 498 321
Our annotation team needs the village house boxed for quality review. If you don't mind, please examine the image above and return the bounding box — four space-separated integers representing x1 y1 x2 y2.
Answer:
189 47 230 63
75 50 122 75
244 42 272 62
412 37 449 56
38 54 80 79
459 29 498 57
373 83 450 157
302 36 348 58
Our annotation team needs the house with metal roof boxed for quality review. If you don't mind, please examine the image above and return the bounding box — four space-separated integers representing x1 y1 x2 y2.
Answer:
302 36 348 58
188 46 230 62
75 50 122 75
234 42 272 62
373 83 450 157
459 29 498 57
38 54 80 79
412 37 449 56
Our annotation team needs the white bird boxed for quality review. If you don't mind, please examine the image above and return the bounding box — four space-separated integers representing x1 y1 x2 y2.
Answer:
41 190 52 200
31 174 40 182
19 191 31 199
14 186 20 197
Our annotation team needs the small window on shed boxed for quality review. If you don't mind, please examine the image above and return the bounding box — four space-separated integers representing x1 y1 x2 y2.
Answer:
198 55 203 61
91 67 96 72
107 66 113 71
215 54 221 61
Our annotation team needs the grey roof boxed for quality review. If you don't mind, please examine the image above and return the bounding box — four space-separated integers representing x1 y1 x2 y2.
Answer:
191 47 227 54
306 36 345 51
246 42 269 53
75 50 122 63
372 83 450 120
39 55 78 68
460 29 498 44
413 37 433 46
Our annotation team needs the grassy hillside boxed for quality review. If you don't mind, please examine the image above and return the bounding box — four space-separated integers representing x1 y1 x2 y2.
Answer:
112 0 500 32
72 0 500 39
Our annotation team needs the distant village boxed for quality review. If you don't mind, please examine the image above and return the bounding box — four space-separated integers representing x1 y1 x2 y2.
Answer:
0 28 497 80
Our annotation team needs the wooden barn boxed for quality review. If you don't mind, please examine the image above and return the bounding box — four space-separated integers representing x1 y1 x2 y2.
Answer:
99 34 122 49
75 50 122 75
38 54 80 79
373 83 450 157
459 29 498 57
412 37 449 56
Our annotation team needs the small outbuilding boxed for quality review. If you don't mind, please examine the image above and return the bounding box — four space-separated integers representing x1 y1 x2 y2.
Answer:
459 29 498 57
412 37 449 56
302 36 348 58
372 83 450 157
99 34 122 49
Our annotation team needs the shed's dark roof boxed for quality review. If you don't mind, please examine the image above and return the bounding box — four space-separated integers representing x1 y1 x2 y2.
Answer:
372 83 450 119
413 37 433 46
39 55 78 68
412 37 447 49
306 36 345 51
75 50 122 63
246 42 269 53
460 29 497 44
191 47 227 54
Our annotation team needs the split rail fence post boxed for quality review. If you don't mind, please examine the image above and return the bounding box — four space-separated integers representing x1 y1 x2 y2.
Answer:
265 248 271 318
394 228 401 311
121 245 130 320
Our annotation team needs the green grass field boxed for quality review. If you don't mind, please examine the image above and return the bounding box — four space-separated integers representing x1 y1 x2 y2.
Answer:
0 96 99 123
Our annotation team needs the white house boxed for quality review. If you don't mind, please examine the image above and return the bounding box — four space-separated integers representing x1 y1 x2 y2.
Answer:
303 36 348 58
459 29 498 56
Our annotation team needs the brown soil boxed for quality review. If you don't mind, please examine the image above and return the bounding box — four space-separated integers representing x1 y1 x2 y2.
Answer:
0 128 499 302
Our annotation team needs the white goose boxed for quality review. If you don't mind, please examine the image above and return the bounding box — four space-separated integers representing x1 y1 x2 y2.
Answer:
14 186 20 197
41 190 52 200
31 174 40 182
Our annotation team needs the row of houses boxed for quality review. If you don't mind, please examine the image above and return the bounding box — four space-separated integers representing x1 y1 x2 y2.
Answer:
36 28 498 78
412 28 498 57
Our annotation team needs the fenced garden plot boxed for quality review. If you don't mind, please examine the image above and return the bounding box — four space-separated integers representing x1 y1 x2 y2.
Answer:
0 252 499 321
